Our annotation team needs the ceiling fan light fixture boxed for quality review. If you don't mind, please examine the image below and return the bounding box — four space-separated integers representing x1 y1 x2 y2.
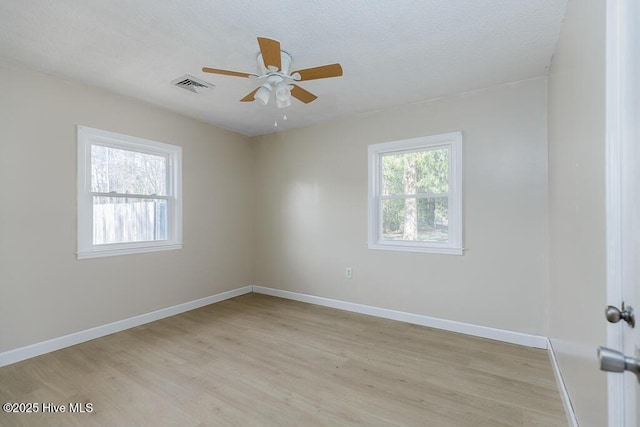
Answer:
255 83 272 105
276 96 291 109
275 81 291 101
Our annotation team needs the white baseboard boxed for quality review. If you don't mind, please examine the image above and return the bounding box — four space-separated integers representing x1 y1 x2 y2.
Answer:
0 285 253 368
252 286 549 349
0 284 551 369
547 339 579 427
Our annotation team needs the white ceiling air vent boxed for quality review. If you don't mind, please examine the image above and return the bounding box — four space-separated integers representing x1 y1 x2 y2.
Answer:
171 75 213 94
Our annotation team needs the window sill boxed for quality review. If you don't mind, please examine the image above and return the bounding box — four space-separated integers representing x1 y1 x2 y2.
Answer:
368 243 463 255
77 243 183 260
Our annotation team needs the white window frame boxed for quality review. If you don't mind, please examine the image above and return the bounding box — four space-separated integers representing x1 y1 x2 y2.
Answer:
367 131 463 255
77 126 182 259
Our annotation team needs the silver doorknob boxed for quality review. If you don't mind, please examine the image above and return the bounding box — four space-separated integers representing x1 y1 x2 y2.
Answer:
598 346 640 382
606 302 635 328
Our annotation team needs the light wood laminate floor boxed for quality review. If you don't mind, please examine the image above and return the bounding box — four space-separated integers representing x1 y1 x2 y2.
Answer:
0 293 567 426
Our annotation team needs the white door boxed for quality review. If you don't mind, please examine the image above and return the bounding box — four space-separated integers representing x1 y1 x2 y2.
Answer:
603 0 640 425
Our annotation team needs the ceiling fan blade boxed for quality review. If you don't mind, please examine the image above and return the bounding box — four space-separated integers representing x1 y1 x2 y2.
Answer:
291 63 343 81
202 67 254 78
240 87 260 102
290 84 318 104
257 37 282 71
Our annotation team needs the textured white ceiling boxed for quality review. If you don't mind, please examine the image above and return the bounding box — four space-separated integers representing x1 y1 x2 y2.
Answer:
0 0 567 136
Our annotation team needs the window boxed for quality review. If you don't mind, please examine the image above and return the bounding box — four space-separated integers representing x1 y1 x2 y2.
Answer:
368 132 462 255
77 126 182 259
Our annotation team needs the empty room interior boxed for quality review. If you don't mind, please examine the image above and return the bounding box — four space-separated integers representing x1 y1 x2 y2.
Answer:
0 0 626 426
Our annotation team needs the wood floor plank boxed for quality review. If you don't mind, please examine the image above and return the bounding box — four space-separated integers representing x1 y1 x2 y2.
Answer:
0 293 567 426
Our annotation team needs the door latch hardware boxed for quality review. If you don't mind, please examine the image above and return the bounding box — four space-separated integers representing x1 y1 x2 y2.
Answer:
605 302 635 328
598 346 640 383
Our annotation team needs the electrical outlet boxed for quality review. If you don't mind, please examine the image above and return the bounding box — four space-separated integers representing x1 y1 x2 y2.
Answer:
345 267 352 279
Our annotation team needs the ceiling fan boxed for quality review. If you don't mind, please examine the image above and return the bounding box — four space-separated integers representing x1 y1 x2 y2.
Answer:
202 37 343 108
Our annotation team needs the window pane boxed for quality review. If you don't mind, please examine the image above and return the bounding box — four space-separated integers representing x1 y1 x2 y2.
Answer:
93 197 167 245
382 197 448 242
91 145 167 195
417 197 448 242
381 148 448 196
416 149 448 194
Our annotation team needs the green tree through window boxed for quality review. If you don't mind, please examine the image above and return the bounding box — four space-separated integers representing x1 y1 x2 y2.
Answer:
381 148 449 242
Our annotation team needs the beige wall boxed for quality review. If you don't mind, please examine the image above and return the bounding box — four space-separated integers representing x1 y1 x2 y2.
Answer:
547 0 608 424
253 77 549 336
0 61 254 353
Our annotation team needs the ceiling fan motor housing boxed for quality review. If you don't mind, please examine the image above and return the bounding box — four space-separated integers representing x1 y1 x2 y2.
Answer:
258 51 292 76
